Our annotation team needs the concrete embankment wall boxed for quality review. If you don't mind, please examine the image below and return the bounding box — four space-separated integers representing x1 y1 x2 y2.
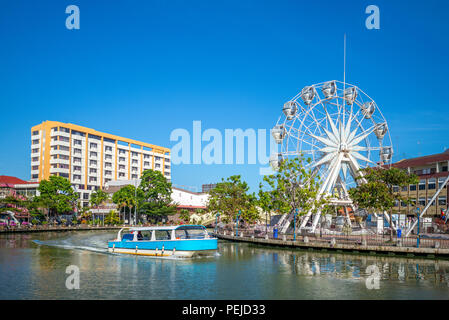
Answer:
213 233 449 259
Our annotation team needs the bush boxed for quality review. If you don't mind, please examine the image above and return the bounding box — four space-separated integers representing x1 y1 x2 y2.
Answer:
31 219 40 225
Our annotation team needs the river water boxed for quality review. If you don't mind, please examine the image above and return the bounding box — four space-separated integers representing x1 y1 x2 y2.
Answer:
1 230 449 299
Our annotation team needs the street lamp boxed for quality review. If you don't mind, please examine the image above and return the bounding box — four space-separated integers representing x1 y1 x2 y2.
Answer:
236 210 241 237
214 213 220 233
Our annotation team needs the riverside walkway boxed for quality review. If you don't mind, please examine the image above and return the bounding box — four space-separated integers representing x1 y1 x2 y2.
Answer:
213 229 449 259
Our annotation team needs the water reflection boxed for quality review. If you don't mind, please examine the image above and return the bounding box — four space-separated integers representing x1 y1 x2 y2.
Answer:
1 232 449 299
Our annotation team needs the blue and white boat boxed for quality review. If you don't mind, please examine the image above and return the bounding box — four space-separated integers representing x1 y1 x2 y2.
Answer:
108 225 217 258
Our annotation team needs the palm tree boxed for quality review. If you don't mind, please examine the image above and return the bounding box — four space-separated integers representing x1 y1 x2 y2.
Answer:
90 189 109 226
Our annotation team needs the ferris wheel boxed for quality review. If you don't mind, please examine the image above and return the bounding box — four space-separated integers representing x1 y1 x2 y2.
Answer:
270 80 393 232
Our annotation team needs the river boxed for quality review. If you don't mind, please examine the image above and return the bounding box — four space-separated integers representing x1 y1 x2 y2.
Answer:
1 230 449 299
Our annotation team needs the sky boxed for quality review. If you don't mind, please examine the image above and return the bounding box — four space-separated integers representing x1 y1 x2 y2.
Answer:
0 0 449 193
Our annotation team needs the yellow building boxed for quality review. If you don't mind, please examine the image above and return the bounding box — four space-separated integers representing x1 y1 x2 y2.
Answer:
31 121 171 207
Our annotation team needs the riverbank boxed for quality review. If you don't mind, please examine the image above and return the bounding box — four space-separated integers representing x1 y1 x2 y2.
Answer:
213 231 449 259
0 225 122 234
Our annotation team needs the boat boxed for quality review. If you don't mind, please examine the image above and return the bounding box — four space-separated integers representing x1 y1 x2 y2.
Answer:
108 224 218 258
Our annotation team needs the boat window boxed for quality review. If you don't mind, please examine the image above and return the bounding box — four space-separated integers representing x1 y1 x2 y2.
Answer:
139 231 151 240
155 230 171 240
175 226 206 239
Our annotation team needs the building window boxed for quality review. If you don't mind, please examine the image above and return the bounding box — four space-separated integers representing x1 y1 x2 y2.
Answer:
74 139 82 146
32 157 39 162
439 196 447 206
32 148 39 153
401 185 407 192
119 149 126 155
90 160 97 166
155 164 160 168
428 198 435 206
105 154 112 160
119 157 125 162
74 148 82 155
132 159 138 165
418 198 426 206
32 165 39 170
119 172 125 178
428 178 436 190
144 154 150 159
32 139 39 145
439 177 447 188
59 136 69 142
83 193 89 200
132 152 138 157
119 165 125 170
418 180 426 191
132 174 138 179
144 161 150 166
443 166 448 172
410 184 417 191
32 130 39 135
89 177 97 183
89 168 97 174
105 146 112 152
32 174 38 179
90 143 97 149
90 151 97 157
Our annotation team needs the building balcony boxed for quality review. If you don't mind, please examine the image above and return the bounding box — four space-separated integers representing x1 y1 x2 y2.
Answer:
50 167 69 174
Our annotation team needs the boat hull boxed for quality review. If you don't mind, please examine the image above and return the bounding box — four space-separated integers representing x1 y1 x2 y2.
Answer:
108 238 217 258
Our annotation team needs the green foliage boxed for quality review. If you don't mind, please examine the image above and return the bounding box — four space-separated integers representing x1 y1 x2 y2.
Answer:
104 210 121 225
349 167 419 213
36 176 78 216
179 209 190 222
207 175 259 223
90 189 109 209
138 169 176 222
262 156 330 217
349 167 419 239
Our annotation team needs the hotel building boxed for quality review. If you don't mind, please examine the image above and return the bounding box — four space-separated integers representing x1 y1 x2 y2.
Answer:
391 149 449 216
30 121 171 207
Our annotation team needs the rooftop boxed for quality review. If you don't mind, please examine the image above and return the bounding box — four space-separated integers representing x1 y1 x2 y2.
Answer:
392 149 449 168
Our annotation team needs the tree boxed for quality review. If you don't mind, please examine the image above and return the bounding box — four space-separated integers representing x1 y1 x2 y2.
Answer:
138 169 176 223
349 166 419 240
179 209 190 222
207 175 259 224
36 176 78 218
262 156 330 233
90 189 109 226
104 210 121 225
112 185 141 225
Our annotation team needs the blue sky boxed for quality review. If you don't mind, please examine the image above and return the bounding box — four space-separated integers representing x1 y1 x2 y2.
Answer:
1 0 448 192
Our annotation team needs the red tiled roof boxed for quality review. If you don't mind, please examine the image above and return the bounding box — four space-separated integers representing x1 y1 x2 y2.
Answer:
0 176 34 187
392 149 449 168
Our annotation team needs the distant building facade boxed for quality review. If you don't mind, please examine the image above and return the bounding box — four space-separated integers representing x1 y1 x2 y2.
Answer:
30 121 171 208
390 149 449 216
